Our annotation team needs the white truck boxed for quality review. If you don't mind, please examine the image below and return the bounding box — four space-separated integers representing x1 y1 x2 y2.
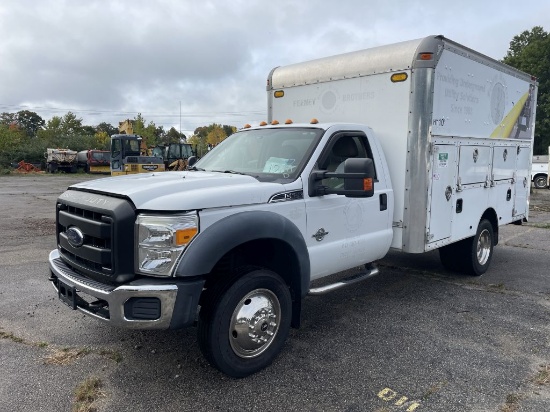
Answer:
48 35 537 377
531 154 549 189
45 148 78 173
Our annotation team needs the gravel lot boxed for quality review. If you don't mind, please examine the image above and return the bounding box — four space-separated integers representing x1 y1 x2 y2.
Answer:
1 173 549 412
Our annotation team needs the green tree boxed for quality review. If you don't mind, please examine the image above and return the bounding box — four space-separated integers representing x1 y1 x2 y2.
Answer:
93 131 110 150
16 110 45 137
222 125 237 138
192 123 237 156
132 113 159 147
0 124 25 166
60 112 84 136
207 124 227 147
0 112 17 127
503 26 550 154
96 122 117 137
0 111 44 138
166 127 186 143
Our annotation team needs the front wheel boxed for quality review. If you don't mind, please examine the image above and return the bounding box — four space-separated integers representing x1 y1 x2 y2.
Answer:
197 269 292 378
533 175 548 189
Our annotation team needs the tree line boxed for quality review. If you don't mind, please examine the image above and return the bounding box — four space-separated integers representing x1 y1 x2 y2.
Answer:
0 110 236 171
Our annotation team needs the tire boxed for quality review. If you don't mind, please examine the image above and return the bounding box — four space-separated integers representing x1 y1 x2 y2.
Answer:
197 268 292 378
533 175 547 189
462 219 494 276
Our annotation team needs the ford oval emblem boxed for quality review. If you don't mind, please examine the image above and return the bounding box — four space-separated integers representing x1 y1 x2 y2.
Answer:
66 227 85 248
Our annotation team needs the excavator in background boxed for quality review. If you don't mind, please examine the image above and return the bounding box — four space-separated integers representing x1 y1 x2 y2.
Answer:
110 134 165 175
150 142 196 171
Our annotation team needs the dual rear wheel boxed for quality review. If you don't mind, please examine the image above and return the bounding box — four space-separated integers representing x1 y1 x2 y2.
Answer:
439 219 494 276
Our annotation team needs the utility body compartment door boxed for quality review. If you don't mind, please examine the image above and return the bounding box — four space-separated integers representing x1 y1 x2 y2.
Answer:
427 144 457 243
514 145 531 217
457 145 491 186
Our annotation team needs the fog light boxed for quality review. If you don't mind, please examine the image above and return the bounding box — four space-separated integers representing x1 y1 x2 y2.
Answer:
124 297 161 320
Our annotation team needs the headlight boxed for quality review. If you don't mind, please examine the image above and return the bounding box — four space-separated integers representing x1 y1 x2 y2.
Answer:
136 212 198 277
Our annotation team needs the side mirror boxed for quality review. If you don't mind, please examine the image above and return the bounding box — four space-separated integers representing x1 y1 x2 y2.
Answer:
343 158 375 197
309 158 375 198
188 156 198 167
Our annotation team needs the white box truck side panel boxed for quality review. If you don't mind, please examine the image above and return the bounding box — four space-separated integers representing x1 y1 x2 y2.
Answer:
432 48 536 141
425 39 537 249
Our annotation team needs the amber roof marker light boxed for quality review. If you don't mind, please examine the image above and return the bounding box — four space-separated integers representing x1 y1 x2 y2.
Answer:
391 72 408 83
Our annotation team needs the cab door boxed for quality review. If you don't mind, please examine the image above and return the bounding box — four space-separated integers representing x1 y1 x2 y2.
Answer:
305 131 392 280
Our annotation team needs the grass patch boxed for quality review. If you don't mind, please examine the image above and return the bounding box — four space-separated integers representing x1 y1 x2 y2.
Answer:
0 330 25 344
73 377 104 412
532 364 550 386
530 223 550 229
45 347 92 365
421 381 448 400
98 349 123 363
500 393 522 412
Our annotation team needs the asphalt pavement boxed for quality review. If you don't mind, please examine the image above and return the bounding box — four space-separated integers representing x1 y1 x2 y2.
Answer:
1 173 549 412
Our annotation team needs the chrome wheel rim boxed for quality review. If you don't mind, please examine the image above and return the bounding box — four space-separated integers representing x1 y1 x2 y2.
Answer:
476 229 491 266
229 289 281 359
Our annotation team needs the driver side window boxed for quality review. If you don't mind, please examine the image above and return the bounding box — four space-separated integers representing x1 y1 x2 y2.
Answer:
319 134 371 188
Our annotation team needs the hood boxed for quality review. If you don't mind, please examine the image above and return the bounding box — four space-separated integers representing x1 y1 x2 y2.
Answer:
70 171 287 210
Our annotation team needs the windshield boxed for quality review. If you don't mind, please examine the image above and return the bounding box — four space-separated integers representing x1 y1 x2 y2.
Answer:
91 151 110 162
194 127 323 182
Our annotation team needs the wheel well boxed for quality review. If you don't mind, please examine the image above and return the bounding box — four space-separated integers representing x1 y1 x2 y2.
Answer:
480 209 498 246
202 238 302 317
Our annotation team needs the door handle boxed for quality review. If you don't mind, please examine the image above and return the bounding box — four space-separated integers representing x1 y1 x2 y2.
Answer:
379 193 387 211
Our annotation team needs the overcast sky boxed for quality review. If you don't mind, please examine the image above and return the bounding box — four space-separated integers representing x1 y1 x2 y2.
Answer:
1 0 548 136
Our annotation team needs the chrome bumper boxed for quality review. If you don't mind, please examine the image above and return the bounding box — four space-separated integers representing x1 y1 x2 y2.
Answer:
48 249 204 330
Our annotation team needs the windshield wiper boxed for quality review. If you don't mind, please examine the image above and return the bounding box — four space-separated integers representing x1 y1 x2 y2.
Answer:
188 166 205 171
212 170 248 175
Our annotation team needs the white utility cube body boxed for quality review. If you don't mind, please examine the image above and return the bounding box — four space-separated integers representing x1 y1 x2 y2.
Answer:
268 35 537 253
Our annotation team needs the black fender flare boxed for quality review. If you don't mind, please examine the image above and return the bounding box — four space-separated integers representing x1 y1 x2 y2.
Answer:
175 210 310 300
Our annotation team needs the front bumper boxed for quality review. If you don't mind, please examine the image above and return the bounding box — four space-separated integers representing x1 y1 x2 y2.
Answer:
48 249 204 330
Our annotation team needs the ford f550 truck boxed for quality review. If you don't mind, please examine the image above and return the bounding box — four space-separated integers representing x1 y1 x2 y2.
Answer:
48 35 537 377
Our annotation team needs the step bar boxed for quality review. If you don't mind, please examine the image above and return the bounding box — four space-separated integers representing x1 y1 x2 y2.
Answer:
308 264 379 295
